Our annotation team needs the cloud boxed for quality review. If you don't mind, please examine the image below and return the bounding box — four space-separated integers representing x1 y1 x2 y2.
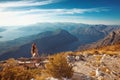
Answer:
0 0 59 8
0 0 112 26
0 7 110 15
0 7 111 26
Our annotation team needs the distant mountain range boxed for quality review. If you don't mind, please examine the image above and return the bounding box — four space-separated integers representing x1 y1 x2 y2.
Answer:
0 23 120 60
0 29 78 60
18 23 119 44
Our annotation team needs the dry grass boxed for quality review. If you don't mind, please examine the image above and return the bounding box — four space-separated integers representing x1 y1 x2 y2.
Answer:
100 66 111 74
75 44 120 55
89 71 96 77
99 43 120 51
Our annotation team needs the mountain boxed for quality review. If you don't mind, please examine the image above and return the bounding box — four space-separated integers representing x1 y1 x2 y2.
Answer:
17 23 57 33
0 23 82 41
71 26 105 43
70 25 120 44
1 23 120 43
0 29 78 60
0 30 54 55
93 29 120 47
78 29 120 50
0 23 120 60
19 23 120 44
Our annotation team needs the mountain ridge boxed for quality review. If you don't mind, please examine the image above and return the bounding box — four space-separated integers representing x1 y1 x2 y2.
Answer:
78 29 120 50
0 29 78 60
0 23 120 60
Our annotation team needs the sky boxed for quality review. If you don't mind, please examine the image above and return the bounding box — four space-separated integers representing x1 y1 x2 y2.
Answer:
0 0 120 26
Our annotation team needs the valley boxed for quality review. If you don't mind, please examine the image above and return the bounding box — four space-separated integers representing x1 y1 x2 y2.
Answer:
0 23 120 60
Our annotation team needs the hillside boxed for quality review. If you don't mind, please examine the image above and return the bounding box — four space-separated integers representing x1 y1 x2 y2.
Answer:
78 29 120 50
94 29 120 46
96 43 120 53
0 23 120 60
0 42 120 80
0 29 78 60
0 31 54 55
63 43 120 80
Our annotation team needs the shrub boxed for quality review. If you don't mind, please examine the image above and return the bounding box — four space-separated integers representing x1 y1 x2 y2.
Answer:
0 66 34 80
45 53 73 79
0 58 35 80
